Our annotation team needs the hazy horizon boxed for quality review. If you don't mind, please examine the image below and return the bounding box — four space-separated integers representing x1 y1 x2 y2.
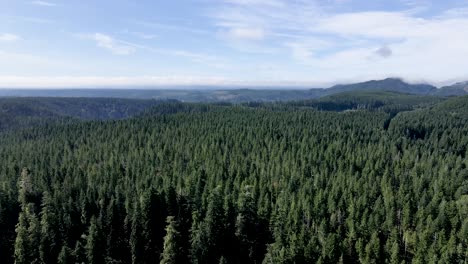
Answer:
0 77 462 90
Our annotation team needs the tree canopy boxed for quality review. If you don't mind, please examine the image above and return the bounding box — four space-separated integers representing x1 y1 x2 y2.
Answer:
0 95 467 263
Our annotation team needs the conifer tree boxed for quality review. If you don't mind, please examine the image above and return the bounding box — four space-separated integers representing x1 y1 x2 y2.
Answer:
85 216 102 264
160 216 180 264
14 168 40 264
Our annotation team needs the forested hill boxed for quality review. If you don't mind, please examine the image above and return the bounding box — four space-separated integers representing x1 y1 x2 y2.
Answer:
286 91 444 113
323 78 437 96
438 81 468 96
0 97 165 131
0 95 466 263
0 91 444 132
0 97 164 119
430 95 468 113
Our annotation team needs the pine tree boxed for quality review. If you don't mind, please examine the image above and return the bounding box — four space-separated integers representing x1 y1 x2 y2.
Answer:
57 245 72 264
203 187 226 262
85 216 103 264
14 212 28 264
236 186 261 263
389 240 400 264
190 211 207 264
160 216 180 264
14 168 40 264
40 191 58 263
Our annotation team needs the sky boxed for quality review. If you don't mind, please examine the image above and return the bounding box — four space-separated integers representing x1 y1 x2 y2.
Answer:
1 0 468 88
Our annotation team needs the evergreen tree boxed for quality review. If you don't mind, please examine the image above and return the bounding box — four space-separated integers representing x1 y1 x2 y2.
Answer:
160 216 180 264
14 168 40 264
236 186 262 263
85 216 103 264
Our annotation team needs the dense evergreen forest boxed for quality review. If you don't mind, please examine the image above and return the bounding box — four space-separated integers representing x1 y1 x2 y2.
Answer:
0 93 467 263
0 97 166 132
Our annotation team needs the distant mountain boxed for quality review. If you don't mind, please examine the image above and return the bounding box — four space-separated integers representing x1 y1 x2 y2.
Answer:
436 81 468 96
326 78 468 97
322 78 437 96
0 78 467 102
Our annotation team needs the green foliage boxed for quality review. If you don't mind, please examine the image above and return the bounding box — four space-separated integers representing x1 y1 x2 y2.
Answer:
0 96 467 263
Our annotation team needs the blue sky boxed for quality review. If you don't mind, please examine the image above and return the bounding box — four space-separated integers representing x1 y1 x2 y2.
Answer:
1 0 468 88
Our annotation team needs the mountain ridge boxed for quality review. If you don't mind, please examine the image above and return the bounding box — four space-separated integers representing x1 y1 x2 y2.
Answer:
0 78 466 101
321 78 438 96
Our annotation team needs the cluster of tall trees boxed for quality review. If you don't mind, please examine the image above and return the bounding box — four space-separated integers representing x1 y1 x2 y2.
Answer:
0 97 467 263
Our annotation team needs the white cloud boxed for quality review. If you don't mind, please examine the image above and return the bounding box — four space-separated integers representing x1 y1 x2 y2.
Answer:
440 7 468 18
0 33 20 42
5 15 55 24
0 75 229 88
91 33 136 55
131 32 157 40
169 50 224 66
0 74 372 88
132 20 210 35
312 11 461 39
224 0 285 7
213 0 322 39
285 38 335 62
76 33 226 67
226 27 265 40
305 10 468 74
31 1 56 7
207 0 468 83
114 39 226 67
3 1 468 87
